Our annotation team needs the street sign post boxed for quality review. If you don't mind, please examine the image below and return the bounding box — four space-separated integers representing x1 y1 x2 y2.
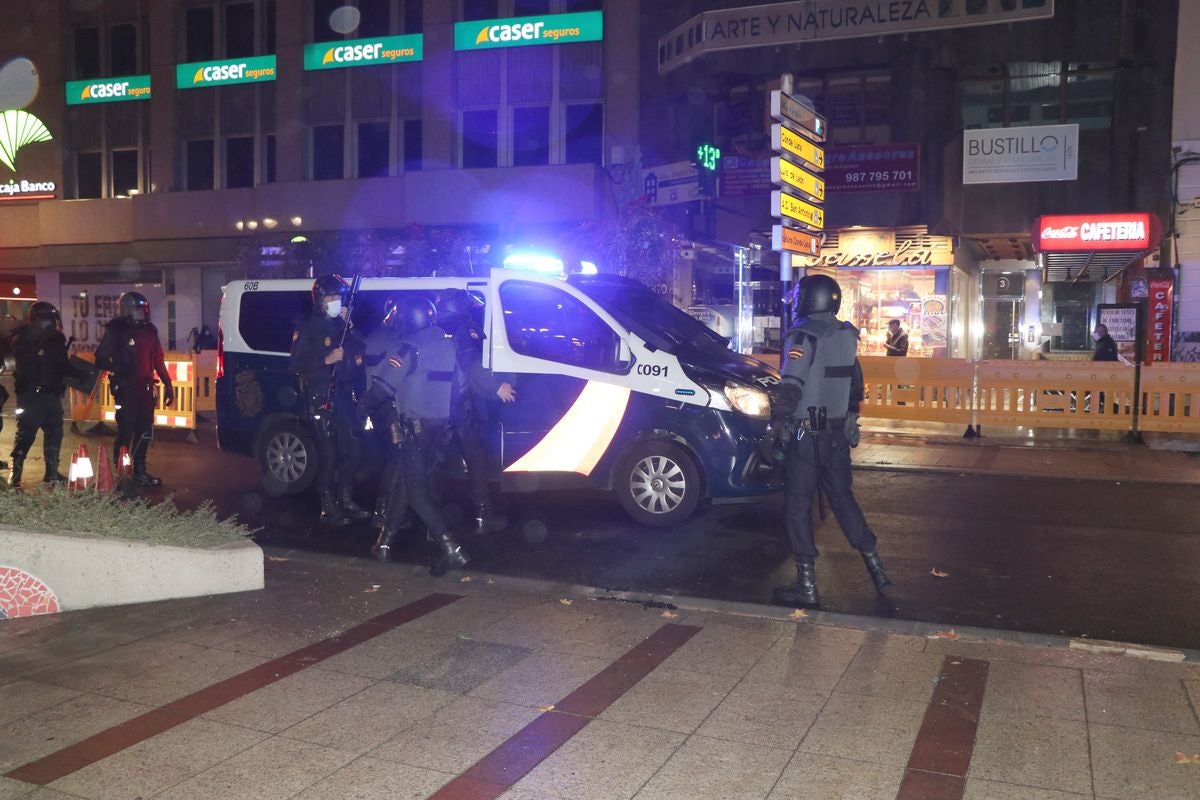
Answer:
769 78 826 286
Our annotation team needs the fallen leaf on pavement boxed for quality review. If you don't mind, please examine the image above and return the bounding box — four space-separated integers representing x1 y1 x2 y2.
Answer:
559 598 574 605
266 556 289 562
660 610 679 619
930 630 960 640
930 568 950 578
458 576 472 583
363 585 380 593
539 704 556 713
789 609 809 620
1174 752 1200 764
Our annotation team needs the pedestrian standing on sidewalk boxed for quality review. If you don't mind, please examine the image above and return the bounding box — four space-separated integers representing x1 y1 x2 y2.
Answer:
883 319 909 357
1092 324 1119 361
771 275 892 609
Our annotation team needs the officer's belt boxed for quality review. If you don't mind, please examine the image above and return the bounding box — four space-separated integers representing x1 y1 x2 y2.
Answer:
824 365 855 378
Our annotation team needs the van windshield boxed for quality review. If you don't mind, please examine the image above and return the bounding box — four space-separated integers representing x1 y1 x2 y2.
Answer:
570 275 730 355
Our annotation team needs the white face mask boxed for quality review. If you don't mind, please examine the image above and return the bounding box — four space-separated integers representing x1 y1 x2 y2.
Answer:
325 299 342 318
1092 332 1102 342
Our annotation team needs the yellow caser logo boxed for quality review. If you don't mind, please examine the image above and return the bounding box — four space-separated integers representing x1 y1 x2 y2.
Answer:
81 85 92 99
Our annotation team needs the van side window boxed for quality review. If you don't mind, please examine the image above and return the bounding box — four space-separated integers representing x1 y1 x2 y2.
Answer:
499 281 623 373
240 291 311 353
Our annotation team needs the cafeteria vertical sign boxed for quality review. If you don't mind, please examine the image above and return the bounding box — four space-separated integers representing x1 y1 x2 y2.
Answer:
455 11 603 50
177 55 277 89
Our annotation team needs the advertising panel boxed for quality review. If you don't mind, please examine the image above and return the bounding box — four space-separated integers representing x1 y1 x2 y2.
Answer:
177 56 277 89
0 108 57 201
454 11 603 50
824 143 919 193
66 75 152 105
1146 278 1174 364
963 123 1078 184
642 161 702 206
303 35 423 69
1034 213 1158 252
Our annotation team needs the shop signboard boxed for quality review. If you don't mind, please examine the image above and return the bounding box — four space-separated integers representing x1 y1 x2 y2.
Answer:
0 109 57 202
177 56 277 89
659 0 1055 73
1146 278 1174 364
454 11 603 50
824 143 919 193
1034 212 1157 252
963 123 1078 184
642 160 702 207
720 154 770 197
66 75 151 105
303 35 423 70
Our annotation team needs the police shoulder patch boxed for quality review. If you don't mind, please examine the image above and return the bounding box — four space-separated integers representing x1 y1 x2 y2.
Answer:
387 356 404 369
787 347 805 360
324 336 332 347
469 330 480 340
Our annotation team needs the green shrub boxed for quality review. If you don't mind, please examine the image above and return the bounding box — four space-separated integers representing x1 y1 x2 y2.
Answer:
0 485 252 548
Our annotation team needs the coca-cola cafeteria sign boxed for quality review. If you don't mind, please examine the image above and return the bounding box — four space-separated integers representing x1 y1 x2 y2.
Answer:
1033 213 1159 253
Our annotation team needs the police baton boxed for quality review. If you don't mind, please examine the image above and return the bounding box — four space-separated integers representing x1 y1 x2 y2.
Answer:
807 406 827 521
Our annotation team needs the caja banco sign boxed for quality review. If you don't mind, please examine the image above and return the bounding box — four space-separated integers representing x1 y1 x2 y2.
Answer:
454 11 603 50
0 108 56 201
65 75 151 105
303 34 423 70
176 56 277 89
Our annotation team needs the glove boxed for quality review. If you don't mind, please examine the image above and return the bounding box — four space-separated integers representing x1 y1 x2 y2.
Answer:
845 411 861 448
162 382 175 407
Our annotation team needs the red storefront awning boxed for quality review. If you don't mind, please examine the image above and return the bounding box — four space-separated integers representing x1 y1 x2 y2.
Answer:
1032 212 1162 282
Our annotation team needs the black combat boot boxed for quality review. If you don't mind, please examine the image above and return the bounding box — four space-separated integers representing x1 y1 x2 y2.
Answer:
43 448 66 483
9 456 24 489
861 551 893 592
318 490 350 527
371 527 399 562
338 486 372 521
472 502 505 536
132 454 162 486
430 531 469 577
772 561 820 608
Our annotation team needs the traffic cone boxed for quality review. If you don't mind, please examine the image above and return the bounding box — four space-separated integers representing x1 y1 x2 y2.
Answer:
95 444 114 494
116 446 133 478
66 450 79 489
71 445 94 491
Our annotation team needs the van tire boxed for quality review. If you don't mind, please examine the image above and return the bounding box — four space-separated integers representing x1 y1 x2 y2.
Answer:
258 420 317 496
615 441 701 527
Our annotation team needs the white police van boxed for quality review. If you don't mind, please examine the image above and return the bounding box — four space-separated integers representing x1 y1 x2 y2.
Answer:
215 266 782 526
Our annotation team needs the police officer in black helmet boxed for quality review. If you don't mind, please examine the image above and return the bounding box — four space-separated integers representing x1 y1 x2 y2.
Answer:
290 274 371 526
359 294 469 576
771 274 892 608
95 292 174 486
5 302 84 487
437 289 516 536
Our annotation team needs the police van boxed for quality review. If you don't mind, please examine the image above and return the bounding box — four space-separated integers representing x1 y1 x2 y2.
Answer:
215 265 782 526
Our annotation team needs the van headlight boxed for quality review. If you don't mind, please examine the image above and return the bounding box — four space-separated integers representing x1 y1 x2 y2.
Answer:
724 381 771 418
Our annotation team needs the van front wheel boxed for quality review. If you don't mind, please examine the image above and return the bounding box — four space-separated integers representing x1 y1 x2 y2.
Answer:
616 441 701 527
257 420 317 496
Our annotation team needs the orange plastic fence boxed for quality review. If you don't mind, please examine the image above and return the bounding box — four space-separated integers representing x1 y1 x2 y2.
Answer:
858 356 973 424
974 360 1135 431
1137 364 1200 434
68 351 197 432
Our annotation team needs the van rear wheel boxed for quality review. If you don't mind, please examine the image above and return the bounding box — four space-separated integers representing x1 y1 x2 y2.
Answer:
258 420 316 496
616 441 701 527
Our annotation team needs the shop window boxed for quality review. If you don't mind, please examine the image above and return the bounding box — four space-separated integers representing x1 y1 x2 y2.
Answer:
312 124 345 180
74 28 101 80
111 149 139 197
357 121 390 178
226 136 255 188
186 139 215 191
499 281 622 373
77 152 103 199
565 102 602 164
225 3 256 58
513 107 550 166
403 119 423 171
109 24 138 77
462 109 498 168
358 0 391 37
186 6 216 62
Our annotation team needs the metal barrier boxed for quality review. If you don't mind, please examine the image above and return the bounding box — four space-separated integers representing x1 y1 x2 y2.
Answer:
1137 364 1200 434
974 360 1135 431
859 356 973 424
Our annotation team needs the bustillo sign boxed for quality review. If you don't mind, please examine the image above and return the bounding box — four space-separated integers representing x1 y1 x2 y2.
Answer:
963 124 1078 184
454 11 603 50
303 34 423 70
66 75 151 105
177 56 277 89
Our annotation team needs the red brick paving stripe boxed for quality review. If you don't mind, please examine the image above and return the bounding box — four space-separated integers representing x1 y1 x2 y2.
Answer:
4 592 463 786
427 623 701 800
896 655 989 800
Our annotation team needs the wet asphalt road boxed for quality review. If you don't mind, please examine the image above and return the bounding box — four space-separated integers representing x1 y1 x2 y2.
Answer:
83 424 1200 653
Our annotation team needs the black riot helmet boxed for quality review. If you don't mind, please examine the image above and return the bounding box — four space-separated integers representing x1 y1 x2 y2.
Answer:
793 274 842 316
311 274 350 315
28 301 61 331
118 291 150 323
436 289 472 321
389 295 436 335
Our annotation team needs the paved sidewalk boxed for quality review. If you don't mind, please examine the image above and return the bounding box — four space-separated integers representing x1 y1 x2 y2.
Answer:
3 552 1199 800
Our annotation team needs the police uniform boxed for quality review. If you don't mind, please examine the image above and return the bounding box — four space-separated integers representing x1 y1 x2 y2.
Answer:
773 275 891 608
289 275 369 526
6 302 79 486
95 293 174 487
359 296 469 576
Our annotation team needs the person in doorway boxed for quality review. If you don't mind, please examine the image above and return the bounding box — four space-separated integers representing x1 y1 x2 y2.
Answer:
1092 324 1119 362
95 292 174 486
883 319 909 357
770 275 892 609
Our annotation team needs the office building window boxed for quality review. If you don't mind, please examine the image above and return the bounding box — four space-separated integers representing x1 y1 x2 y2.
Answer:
562 0 602 9
187 139 215 190
514 0 552 14
462 109 498 168
74 28 102 79
565 102 602 164
959 61 1115 130
357 121 390 178
512 106 550 166
313 0 344 42
225 3 256 58
313 125 345 180
186 7 215 62
77 152 103 199
265 1 277 53
793 72 890 145
403 119 423 171
463 0 500 21
111 150 139 197
403 0 423 33
358 0 391 37
264 134 277 182
226 136 255 187
109 24 138 76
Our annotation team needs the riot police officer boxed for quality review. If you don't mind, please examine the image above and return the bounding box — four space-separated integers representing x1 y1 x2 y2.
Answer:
95 292 174 486
359 295 469 576
437 289 516 535
5 302 81 487
290 274 370 526
772 274 892 608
